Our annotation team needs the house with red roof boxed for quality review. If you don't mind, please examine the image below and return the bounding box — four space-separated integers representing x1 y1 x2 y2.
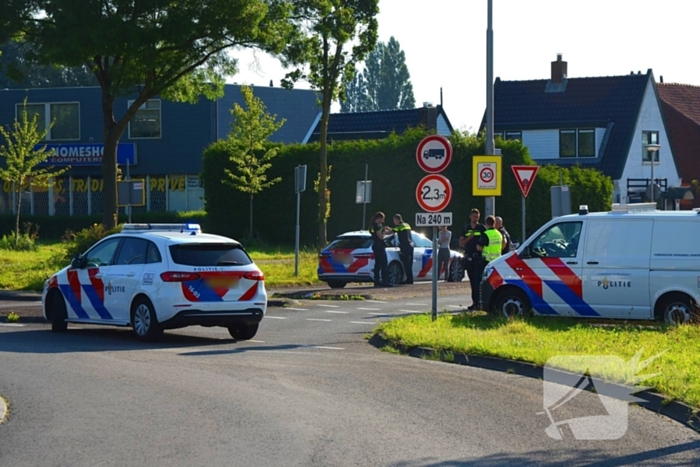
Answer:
482 55 684 208
657 82 700 208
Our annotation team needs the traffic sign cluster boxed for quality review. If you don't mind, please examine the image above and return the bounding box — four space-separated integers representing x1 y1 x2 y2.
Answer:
415 135 453 226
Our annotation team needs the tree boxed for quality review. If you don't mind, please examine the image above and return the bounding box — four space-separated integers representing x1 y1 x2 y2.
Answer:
0 101 68 245
340 70 367 112
222 85 285 237
343 36 415 112
2 0 293 229
0 39 97 88
281 0 379 248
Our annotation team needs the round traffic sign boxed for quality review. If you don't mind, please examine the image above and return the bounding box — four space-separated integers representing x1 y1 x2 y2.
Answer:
480 167 494 183
415 174 452 212
416 135 453 173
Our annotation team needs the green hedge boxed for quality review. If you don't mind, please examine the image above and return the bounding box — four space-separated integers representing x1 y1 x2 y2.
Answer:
0 210 208 240
202 130 613 246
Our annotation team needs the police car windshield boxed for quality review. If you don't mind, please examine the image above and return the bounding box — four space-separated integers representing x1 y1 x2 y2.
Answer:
169 243 252 267
328 237 373 249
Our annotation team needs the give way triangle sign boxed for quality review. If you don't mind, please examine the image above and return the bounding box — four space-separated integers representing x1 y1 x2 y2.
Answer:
511 165 539 198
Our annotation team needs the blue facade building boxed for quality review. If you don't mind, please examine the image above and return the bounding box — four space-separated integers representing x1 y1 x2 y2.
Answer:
0 84 320 215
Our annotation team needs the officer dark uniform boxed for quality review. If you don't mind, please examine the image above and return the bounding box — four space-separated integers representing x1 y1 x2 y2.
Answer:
459 208 486 310
495 216 513 255
369 212 390 287
392 214 414 284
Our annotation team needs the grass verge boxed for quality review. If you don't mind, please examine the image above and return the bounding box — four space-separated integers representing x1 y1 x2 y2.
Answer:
377 312 700 409
0 242 322 292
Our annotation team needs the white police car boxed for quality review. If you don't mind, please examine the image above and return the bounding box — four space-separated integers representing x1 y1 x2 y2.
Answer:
318 230 465 288
42 224 267 341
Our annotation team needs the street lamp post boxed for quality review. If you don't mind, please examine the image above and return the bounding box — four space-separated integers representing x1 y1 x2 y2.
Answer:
646 143 661 204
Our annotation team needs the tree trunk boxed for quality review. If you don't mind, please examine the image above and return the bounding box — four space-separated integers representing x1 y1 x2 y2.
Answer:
101 93 121 229
250 194 254 238
14 180 22 246
317 89 332 250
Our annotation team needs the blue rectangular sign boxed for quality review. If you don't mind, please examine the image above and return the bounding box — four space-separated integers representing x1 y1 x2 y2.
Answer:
37 143 137 166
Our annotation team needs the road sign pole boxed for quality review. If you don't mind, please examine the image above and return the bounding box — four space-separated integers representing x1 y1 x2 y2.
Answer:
295 190 300 277
521 195 526 244
432 226 438 321
362 163 368 230
485 0 495 218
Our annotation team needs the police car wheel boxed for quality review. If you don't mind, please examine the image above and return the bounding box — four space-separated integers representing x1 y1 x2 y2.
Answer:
387 262 403 286
495 289 530 318
658 294 694 326
327 280 346 289
228 323 259 340
51 290 68 333
448 260 464 282
131 298 163 342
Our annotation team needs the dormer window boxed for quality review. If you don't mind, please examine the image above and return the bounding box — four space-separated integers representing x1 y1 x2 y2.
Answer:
560 129 595 158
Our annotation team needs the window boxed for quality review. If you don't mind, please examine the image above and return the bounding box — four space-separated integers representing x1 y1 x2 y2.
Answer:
17 102 79 141
128 99 161 139
642 131 659 162
505 131 522 141
411 232 432 248
559 130 576 157
560 129 595 158
85 238 121 267
169 243 252 266
529 222 582 258
328 237 372 250
115 238 149 265
146 242 162 264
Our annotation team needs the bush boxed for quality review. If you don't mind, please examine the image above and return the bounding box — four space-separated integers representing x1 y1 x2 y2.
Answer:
63 224 122 260
0 223 40 251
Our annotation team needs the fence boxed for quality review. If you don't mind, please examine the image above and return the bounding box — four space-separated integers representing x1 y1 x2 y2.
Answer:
0 175 205 215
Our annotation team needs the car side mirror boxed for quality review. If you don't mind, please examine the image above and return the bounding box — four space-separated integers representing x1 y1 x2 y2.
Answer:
71 254 85 269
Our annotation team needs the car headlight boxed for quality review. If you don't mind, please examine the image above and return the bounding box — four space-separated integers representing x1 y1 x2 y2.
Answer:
482 266 494 281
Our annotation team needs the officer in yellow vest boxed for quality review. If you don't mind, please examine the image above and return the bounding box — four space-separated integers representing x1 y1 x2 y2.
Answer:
477 215 506 264
392 214 414 284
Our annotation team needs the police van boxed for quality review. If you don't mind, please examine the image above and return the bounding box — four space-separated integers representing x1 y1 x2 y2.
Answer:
481 203 700 325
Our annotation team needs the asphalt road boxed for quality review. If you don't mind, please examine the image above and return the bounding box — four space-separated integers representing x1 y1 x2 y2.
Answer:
0 294 699 466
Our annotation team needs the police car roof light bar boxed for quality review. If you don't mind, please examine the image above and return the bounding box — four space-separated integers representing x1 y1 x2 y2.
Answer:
611 203 657 213
121 223 202 234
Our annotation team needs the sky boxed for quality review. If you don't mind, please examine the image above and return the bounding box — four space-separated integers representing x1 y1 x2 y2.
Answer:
229 0 700 133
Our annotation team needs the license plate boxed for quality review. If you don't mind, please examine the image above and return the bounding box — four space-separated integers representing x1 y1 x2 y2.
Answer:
205 276 239 289
332 253 352 265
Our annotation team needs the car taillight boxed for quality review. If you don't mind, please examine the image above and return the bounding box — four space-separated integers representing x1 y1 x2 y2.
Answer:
160 272 201 282
354 253 374 259
244 270 264 281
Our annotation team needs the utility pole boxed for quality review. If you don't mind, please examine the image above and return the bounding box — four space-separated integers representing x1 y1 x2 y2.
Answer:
485 0 497 217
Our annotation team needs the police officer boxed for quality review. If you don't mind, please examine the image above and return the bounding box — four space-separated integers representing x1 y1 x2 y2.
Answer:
369 212 391 287
459 208 486 310
477 215 505 266
392 214 414 284
495 216 513 255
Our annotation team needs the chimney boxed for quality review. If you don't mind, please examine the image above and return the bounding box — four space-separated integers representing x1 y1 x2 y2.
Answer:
270 79 274 87
551 54 567 84
660 75 664 83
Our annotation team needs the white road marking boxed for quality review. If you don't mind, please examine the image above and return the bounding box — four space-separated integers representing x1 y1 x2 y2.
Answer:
399 309 424 314
324 310 349 314
265 316 287 320
364 300 387 304
0 323 24 327
0 302 43 308
316 304 340 308
285 307 308 311
357 307 381 311
313 346 344 350
248 339 265 343
350 321 376 325
306 318 332 322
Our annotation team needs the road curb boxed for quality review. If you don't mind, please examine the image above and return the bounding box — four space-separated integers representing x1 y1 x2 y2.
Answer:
271 291 373 301
0 394 7 425
369 334 700 433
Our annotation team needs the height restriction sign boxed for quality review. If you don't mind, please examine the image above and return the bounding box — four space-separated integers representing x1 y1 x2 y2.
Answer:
416 174 452 212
